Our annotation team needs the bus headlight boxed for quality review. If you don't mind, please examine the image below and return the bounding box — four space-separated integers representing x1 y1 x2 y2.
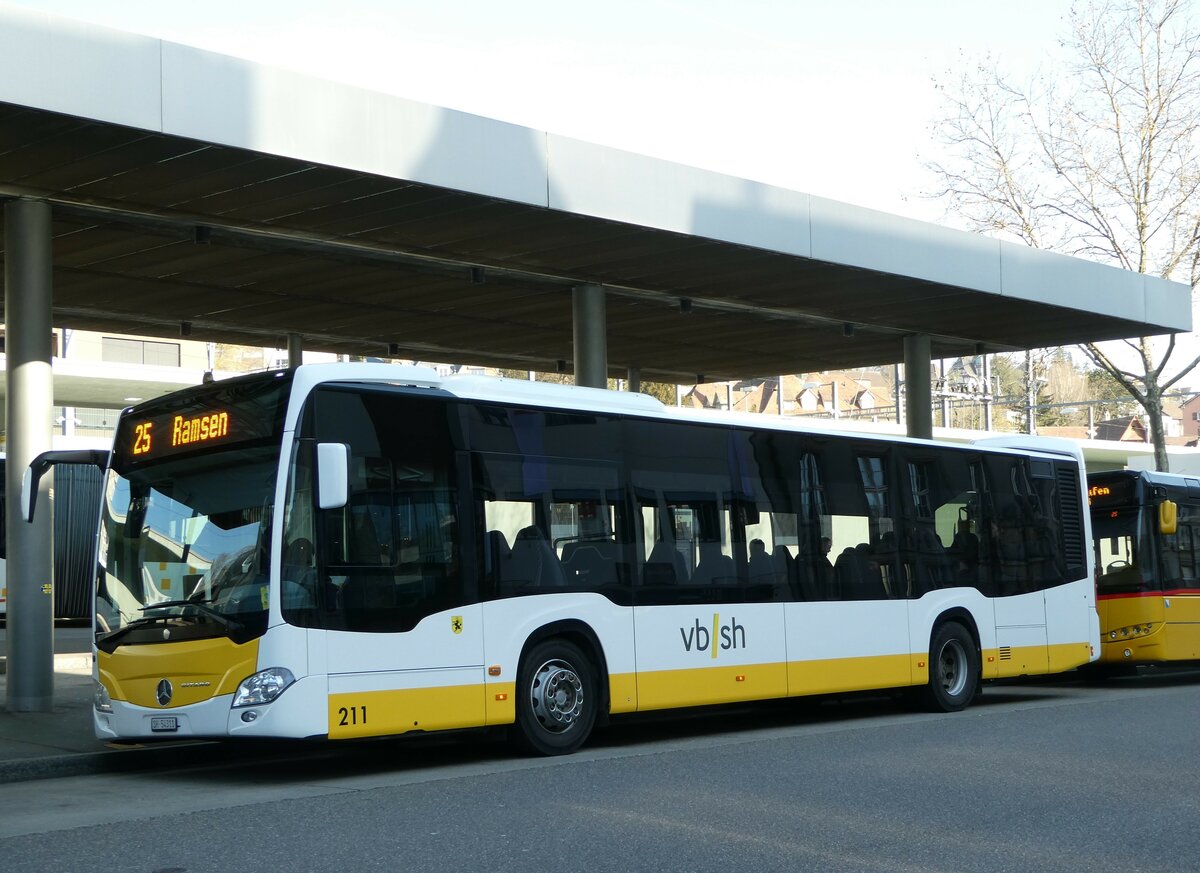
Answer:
94 681 113 713
232 667 295 708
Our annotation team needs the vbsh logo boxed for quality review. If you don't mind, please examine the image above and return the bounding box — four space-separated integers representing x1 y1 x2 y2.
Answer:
679 614 746 659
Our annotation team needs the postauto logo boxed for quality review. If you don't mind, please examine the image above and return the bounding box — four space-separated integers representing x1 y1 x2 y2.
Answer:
679 614 746 659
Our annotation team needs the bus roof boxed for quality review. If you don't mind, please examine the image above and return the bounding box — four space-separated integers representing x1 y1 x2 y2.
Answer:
286 362 1083 462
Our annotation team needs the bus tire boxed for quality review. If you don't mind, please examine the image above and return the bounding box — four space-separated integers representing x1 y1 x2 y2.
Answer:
512 639 598 756
921 622 979 713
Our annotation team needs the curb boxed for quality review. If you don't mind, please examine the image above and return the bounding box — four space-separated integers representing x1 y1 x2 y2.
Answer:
0 739 266 784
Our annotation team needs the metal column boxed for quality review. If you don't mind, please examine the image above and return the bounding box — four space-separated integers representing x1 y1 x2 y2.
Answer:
572 284 608 389
982 354 994 431
903 334 933 440
4 199 55 712
287 333 303 368
626 367 641 394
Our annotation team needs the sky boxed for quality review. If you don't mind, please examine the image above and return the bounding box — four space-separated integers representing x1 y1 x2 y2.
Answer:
8 0 1076 223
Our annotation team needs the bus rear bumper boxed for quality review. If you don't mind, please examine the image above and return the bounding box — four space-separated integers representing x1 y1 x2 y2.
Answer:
1099 635 1165 664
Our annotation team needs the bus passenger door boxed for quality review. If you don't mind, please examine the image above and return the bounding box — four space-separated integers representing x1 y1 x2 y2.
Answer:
988 459 1049 676
310 390 486 739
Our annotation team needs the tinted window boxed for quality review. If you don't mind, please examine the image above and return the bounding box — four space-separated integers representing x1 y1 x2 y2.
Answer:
287 389 467 633
986 454 1069 595
475 452 632 604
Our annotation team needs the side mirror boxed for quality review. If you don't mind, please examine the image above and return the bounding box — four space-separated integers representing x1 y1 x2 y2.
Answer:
20 449 110 521
316 443 350 510
1159 499 1178 535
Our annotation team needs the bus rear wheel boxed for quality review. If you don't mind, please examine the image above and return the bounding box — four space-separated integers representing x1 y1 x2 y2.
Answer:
512 639 598 756
921 622 979 712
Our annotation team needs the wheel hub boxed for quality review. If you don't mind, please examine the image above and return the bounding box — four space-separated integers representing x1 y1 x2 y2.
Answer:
939 639 968 697
530 659 584 733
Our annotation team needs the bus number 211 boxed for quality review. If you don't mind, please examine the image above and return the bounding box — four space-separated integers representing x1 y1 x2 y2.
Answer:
338 705 367 726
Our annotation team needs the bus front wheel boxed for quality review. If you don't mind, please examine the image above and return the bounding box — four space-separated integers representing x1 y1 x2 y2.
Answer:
922 622 979 712
512 639 598 756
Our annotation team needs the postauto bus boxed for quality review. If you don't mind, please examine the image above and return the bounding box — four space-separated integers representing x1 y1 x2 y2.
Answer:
25 364 1100 754
1089 469 1200 665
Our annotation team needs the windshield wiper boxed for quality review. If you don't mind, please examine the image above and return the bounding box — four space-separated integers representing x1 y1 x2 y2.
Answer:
96 614 177 652
140 599 243 632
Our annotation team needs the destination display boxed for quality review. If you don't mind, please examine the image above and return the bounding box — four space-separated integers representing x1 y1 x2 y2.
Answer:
1087 476 1137 508
129 409 233 458
114 375 292 467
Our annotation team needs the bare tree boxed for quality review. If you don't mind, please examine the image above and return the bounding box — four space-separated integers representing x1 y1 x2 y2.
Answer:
927 0 1200 470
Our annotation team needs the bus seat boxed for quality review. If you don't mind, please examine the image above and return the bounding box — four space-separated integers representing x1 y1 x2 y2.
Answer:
837 546 886 600
505 526 566 589
691 543 735 587
749 547 785 601
562 539 619 587
484 530 512 579
645 540 688 585
950 530 980 586
774 546 811 601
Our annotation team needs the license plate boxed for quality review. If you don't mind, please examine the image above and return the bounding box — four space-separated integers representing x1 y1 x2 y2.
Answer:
150 716 179 732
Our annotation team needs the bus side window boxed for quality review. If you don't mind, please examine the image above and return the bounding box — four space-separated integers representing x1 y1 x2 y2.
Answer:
476 453 630 601
818 451 896 601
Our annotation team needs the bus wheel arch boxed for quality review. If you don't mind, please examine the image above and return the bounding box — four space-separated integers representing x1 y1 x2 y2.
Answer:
511 620 608 755
921 610 982 713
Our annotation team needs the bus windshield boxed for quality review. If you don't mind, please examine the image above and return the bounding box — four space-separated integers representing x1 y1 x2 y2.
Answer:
1091 505 1154 594
95 372 292 650
96 445 280 647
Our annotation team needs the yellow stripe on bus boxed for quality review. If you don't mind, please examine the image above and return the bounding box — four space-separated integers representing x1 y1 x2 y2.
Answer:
329 685 485 739
787 653 913 696
330 674 638 739
609 672 638 714
637 662 789 710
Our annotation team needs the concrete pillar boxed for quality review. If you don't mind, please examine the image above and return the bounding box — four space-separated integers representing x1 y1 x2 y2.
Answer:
4 199 56 712
287 332 303 368
903 334 933 440
572 284 608 389
626 367 641 393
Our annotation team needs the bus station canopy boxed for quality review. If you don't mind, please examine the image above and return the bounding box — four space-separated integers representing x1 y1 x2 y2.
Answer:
0 4 1192 383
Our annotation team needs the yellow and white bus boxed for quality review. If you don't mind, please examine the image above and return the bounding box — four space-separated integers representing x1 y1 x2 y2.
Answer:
28 364 1099 754
1089 469 1200 665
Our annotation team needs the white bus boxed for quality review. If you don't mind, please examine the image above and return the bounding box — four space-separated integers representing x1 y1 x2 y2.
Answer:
28 364 1099 754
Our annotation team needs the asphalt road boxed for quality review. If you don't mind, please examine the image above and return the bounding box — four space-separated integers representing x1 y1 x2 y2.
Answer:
1 671 1197 873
